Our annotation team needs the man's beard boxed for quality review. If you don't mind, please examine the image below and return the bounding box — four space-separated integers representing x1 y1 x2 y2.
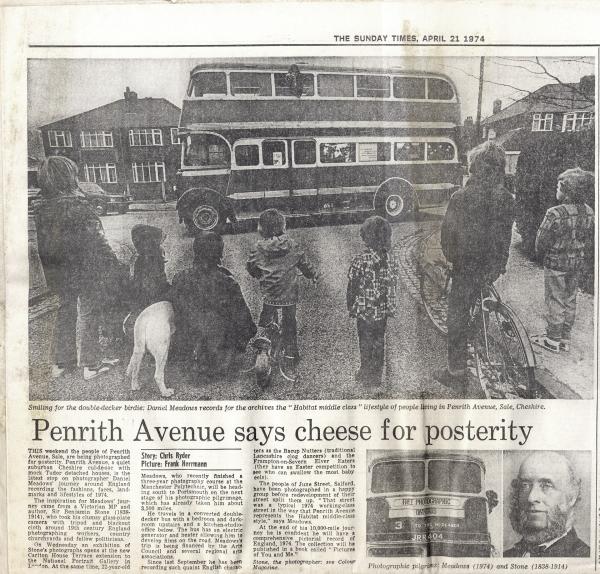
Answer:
510 501 571 545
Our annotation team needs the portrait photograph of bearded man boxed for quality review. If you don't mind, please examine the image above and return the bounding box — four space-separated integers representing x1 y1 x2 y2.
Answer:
503 451 590 558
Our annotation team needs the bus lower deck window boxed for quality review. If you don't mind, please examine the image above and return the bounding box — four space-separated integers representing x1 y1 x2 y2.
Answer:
427 142 455 161
235 145 260 167
320 142 356 163
358 142 391 162
395 142 425 162
262 140 287 166
293 141 316 165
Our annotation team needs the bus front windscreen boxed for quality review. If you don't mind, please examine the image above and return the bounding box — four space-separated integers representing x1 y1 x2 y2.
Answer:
371 461 425 493
428 460 482 493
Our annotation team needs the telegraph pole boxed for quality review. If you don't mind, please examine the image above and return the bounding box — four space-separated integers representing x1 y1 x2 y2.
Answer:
475 56 485 142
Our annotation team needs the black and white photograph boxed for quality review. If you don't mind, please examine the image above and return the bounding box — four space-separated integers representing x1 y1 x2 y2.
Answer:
27 56 595 401
366 450 502 557
503 450 591 558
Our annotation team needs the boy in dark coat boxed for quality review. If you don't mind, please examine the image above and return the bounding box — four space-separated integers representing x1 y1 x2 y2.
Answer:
130 224 170 310
246 209 317 363
168 232 256 375
436 141 516 394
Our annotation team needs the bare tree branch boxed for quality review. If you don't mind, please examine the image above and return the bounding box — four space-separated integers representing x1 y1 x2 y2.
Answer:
535 56 594 105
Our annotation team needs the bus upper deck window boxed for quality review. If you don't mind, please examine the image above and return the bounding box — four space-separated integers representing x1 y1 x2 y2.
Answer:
371 461 425 493
274 73 315 97
393 77 426 99
235 144 260 167
230 72 272 96
293 141 316 165
320 142 356 163
357 75 390 98
317 74 354 97
394 142 425 162
428 460 481 493
428 78 454 100
262 141 287 166
191 72 227 97
427 142 455 161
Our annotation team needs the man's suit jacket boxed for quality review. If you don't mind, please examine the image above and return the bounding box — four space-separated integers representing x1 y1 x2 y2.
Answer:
504 528 590 558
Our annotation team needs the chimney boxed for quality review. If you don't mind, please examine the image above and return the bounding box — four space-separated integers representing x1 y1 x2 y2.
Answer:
124 86 138 103
579 75 595 96
493 99 502 115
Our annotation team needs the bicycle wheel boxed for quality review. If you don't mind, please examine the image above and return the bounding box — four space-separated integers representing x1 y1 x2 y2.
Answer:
472 301 537 399
420 266 451 335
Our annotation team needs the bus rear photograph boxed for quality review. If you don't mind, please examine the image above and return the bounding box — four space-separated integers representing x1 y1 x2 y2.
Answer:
366 451 501 557
174 61 463 233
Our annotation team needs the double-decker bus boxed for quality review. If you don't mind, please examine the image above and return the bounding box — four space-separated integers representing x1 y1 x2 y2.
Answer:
367 452 498 557
175 63 462 232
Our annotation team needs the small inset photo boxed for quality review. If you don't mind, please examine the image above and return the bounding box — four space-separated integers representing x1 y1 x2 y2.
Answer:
366 450 502 558
503 450 591 558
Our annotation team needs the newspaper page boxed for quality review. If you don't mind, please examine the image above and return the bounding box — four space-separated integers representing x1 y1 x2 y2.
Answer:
1 2 599 573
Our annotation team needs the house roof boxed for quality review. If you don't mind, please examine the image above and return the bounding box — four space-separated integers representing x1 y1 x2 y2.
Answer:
482 82 594 126
40 97 181 130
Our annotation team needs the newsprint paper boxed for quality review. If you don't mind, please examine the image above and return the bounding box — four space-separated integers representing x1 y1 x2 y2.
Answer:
1 2 600 573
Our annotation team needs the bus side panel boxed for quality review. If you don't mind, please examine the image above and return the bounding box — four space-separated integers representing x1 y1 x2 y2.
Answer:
178 173 229 195
181 100 460 128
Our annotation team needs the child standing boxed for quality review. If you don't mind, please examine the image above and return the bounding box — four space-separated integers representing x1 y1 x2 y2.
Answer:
347 216 399 384
246 209 317 364
130 224 170 310
533 168 594 353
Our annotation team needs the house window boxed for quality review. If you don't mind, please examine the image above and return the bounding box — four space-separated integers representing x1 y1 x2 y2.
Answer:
563 111 594 132
129 128 163 146
132 162 166 183
170 128 180 145
48 130 72 148
80 131 113 148
532 113 554 131
84 163 117 183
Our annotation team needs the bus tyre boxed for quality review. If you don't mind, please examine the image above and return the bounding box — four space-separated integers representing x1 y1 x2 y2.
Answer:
376 182 414 222
189 202 223 233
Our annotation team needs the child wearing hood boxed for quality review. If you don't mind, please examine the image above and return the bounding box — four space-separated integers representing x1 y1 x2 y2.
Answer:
347 216 399 385
246 209 317 364
130 224 170 311
533 167 594 353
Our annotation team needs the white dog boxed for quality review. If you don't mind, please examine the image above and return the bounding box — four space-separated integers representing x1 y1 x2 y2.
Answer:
125 301 176 398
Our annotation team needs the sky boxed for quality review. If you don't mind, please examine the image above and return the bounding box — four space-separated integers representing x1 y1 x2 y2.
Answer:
28 56 595 130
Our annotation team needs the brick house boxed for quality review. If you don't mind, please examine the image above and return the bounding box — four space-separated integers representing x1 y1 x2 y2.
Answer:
481 75 595 141
39 88 181 200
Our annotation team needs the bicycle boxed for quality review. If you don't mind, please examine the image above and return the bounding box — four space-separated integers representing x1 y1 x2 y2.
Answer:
419 261 540 399
249 311 298 388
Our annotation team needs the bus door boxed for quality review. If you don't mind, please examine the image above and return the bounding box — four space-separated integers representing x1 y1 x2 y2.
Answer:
230 141 263 213
290 139 319 213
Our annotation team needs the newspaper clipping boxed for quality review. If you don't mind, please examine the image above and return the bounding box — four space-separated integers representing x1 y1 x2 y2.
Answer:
2 2 599 573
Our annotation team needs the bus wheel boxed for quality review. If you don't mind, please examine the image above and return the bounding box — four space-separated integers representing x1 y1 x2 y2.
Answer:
376 182 414 222
190 203 222 233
